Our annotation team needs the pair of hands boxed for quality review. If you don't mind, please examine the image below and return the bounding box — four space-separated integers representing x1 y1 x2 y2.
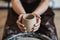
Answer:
16 13 41 32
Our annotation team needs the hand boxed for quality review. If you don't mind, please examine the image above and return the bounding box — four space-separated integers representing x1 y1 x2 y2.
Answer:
16 14 27 32
17 13 41 32
31 13 41 32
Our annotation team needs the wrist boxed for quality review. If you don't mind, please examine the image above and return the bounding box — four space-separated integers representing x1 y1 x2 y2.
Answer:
19 12 26 15
32 12 40 15
32 12 40 18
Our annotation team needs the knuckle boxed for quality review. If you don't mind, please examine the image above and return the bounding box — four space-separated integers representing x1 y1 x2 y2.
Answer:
24 27 26 30
21 29 27 32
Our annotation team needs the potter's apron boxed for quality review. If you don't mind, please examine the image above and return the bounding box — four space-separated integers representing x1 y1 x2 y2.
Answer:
3 0 58 40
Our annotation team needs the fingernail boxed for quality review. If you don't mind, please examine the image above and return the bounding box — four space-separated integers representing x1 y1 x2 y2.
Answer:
24 27 26 30
22 25 24 27
25 31 27 32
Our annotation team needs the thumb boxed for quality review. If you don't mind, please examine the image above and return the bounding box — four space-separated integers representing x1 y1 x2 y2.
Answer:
18 14 24 21
34 18 41 27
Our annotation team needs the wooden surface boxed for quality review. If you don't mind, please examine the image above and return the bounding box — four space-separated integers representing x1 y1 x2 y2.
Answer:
0 9 60 40
54 10 60 40
0 9 8 40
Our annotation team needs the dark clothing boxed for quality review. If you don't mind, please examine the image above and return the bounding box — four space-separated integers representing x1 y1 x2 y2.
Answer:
3 0 58 40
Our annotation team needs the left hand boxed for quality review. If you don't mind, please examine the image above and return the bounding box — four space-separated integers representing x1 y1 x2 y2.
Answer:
31 13 41 32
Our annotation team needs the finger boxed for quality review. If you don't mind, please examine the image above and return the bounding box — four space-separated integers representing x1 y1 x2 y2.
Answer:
32 24 40 32
16 20 24 27
32 27 34 32
32 13 41 18
18 25 27 32
36 14 40 18
18 14 24 22
34 18 41 27
20 28 27 32
32 27 38 32
33 25 40 32
17 23 26 29
22 28 27 32
37 17 41 24
22 26 27 30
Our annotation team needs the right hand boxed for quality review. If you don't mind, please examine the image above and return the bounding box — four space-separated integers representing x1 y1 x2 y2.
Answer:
16 14 27 32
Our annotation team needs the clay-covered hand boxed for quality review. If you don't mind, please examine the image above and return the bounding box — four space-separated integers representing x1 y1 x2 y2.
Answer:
31 13 41 32
16 14 27 32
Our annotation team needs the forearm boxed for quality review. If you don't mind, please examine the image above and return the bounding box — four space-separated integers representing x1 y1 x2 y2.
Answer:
32 0 49 15
11 0 26 15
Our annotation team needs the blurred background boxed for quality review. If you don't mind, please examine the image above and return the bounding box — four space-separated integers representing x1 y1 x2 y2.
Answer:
0 0 60 40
